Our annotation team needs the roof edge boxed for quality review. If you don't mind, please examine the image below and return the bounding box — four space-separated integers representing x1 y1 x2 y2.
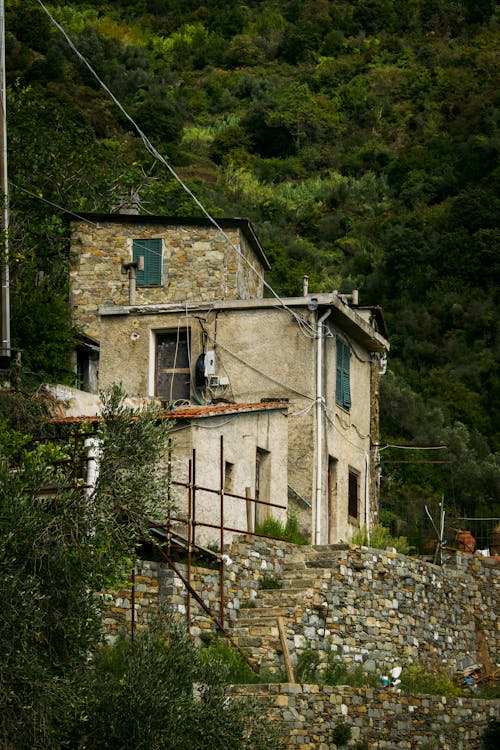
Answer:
63 212 271 270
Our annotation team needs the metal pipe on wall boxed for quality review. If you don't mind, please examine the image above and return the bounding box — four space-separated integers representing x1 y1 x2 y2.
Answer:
315 309 331 545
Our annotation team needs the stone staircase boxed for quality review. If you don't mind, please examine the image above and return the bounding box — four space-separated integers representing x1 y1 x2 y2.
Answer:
229 544 348 674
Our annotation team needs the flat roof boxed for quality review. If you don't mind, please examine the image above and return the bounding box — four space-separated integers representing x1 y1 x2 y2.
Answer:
64 213 271 270
100 294 389 353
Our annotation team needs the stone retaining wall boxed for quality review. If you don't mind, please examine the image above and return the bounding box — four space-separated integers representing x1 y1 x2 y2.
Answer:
230 683 499 750
102 536 300 639
102 537 498 676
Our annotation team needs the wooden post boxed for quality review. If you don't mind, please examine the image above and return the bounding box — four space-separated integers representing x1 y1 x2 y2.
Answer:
277 617 295 683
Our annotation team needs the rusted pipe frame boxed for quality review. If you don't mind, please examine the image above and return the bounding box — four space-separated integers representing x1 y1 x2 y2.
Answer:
186 457 192 633
154 516 293 542
219 435 225 629
171 478 286 510
155 543 259 674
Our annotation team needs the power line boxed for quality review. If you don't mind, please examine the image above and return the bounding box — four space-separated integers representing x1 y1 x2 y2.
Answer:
35 0 319 340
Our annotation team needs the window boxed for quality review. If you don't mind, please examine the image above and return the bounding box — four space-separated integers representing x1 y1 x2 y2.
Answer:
348 469 359 521
255 448 271 526
155 330 190 401
224 462 235 494
133 238 162 286
336 339 351 410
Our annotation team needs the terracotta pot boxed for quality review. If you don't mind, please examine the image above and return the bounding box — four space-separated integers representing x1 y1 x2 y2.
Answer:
455 530 476 553
489 527 500 556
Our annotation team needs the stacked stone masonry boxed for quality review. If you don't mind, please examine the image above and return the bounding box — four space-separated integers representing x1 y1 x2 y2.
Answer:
70 220 263 340
230 683 498 750
102 540 499 748
104 539 498 674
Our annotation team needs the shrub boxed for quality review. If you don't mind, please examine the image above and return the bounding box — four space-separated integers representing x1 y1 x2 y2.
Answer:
332 722 352 746
483 718 500 750
82 621 284 748
259 573 282 590
322 658 379 689
255 512 308 545
351 523 414 555
399 664 462 697
295 649 320 682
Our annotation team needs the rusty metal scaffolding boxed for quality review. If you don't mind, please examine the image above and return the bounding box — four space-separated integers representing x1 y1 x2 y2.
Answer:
152 435 287 634
27 429 286 668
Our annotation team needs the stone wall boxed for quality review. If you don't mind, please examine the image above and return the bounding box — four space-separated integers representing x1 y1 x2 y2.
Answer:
102 538 498 676
69 218 264 340
101 540 499 748
102 536 301 640
230 683 499 750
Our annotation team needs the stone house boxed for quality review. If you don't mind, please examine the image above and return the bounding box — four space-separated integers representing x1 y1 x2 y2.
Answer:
67 213 389 544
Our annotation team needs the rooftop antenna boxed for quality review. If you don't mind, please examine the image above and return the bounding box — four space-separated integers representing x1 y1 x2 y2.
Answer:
0 0 10 360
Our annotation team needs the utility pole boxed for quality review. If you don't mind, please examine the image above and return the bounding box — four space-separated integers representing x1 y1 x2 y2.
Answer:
0 0 10 361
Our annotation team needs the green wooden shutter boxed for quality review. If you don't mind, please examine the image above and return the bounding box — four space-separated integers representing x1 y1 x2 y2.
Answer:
133 238 162 285
336 339 351 409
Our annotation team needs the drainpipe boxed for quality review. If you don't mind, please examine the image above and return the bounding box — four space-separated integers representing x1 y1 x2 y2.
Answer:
315 308 331 545
365 452 371 546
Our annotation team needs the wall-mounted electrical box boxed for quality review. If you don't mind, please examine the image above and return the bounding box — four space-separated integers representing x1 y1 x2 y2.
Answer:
204 350 216 376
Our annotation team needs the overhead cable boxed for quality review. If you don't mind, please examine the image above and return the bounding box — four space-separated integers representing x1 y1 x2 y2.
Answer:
36 0 319 339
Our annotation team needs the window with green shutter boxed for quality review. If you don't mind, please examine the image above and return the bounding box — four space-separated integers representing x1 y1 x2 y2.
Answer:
336 338 351 410
133 238 163 286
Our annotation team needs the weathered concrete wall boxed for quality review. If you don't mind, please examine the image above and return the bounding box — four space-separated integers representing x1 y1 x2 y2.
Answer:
69 219 264 340
167 409 289 547
230 683 499 750
98 304 377 543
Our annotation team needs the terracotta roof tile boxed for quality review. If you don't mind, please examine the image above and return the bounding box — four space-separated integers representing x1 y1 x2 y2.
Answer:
48 401 288 424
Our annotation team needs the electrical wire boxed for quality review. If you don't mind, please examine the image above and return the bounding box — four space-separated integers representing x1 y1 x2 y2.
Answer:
9 181 100 225
205 335 315 402
36 0 320 340
378 443 448 451
320 401 373 458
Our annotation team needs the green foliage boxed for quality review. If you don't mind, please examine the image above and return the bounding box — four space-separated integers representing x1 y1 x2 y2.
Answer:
0 385 172 748
351 524 414 556
294 650 379 689
482 718 500 750
399 664 462 697
259 573 283 590
332 722 352 747
199 636 261 685
322 658 380 689
81 620 283 749
5 0 500 529
255 512 308 545
295 648 321 683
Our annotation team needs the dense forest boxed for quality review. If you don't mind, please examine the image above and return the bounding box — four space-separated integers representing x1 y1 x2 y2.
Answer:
3 0 500 537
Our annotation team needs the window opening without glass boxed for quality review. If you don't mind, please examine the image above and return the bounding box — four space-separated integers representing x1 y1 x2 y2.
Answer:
348 469 359 521
155 330 190 401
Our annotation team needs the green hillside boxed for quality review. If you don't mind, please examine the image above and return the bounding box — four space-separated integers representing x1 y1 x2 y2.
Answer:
4 0 500 531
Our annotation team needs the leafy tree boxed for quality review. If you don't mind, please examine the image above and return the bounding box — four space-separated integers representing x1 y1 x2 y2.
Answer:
81 619 282 750
0 386 171 748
